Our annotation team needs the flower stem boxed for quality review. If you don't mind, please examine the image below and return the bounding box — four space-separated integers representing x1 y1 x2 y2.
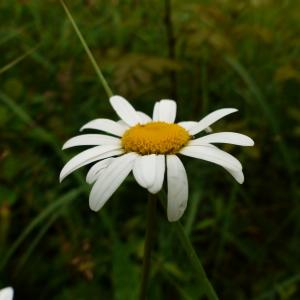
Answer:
139 193 157 300
59 0 113 98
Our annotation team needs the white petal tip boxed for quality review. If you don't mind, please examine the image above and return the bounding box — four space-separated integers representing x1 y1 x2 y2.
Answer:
167 215 180 222
222 108 238 113
232 171 244 184
161 99 176 104
89 199 103 212
62 143 68 150
226 108 238 114
109 95 127 109
147 188 160 194
109 97 116 106
235 175 244 184
89 205 98 212
240 135 255 147
59 170 68 182
89 198 98 211
242 139 254 147
79 123 93 132
248 139 255 146
109 95 121 102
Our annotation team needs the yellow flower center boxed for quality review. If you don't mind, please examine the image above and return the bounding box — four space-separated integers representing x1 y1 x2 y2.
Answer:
121 121 190 155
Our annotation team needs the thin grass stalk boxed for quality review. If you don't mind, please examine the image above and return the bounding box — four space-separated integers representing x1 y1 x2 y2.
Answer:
59 0 113 98
0 46 39 75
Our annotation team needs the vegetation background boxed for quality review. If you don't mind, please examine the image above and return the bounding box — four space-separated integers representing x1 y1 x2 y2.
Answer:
0 0 299 299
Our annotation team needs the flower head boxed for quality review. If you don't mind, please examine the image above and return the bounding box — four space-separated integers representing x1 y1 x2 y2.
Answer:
0 287 14 300
60 96 254 221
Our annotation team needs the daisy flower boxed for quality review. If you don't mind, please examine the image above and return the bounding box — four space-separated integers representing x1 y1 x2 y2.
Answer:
0 287 14 300
60 96 254 221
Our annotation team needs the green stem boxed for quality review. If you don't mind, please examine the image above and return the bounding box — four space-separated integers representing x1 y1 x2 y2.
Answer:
173 221 219 300
139 193 157 300
158 193 219 300
59 0 113 98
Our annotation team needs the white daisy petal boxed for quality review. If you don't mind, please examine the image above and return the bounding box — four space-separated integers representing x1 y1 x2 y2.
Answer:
180 145 242 171
178 121 198 131
158 99 177 123
153 102 160 121
189 108 238 135
62 134 121 150
153 99 177 122
132 156 147 189
89 152 138 211
148 155 165 194
86 158 114 184
167 155 188 222
137 111 152 124
60 145 123 182
80 118 127 136
141 154 157 187
189 132 254 146
226 168 244 184
132 154 156 189
0 287 14 300
110 95 141 126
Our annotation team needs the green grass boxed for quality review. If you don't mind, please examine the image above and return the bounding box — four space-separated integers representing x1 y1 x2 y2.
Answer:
1 0 300 299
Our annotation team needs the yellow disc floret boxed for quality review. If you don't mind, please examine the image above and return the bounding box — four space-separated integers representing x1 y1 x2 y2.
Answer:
121 121 190 155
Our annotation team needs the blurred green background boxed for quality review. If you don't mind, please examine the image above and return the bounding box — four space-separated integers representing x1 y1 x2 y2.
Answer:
1 0 300 299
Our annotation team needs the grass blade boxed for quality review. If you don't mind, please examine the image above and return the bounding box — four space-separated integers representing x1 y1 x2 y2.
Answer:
59 0 113 97
0 188 83 271
0 46 39 75
16 214 58 271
